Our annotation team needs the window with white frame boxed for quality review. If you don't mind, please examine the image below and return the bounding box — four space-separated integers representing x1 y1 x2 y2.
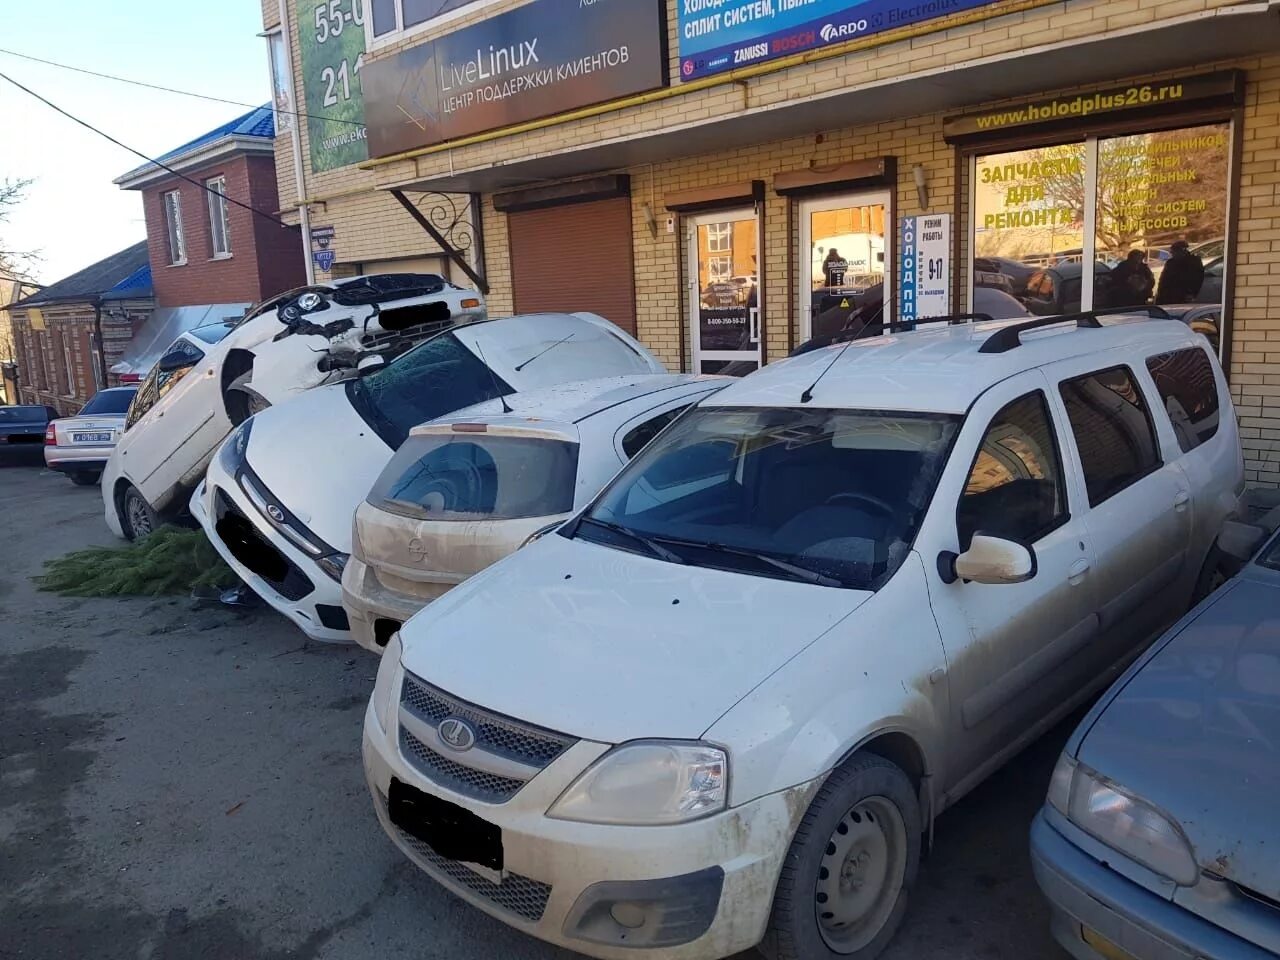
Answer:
708 256 732 281
369 0 492 39
163 190 186 264
206 177 231 258
706 223 732 253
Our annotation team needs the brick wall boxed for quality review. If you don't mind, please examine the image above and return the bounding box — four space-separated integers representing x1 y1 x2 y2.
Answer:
10 306 103 416
142 153 305 307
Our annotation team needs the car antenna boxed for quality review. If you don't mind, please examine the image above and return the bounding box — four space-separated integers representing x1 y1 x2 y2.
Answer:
515 332 576 372
471 340 513 413
800 286 901 403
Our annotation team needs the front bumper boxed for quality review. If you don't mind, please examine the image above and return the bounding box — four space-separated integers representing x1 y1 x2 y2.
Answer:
44 444 113 473
192 463 351 643
1031 811 1276 960
342 554 444 654
362 681 812 959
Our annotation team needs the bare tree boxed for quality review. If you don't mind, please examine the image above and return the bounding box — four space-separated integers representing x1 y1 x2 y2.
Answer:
1 178 38 281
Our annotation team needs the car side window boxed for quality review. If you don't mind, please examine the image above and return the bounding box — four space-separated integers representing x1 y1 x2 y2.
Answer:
958 391 1067 549
620 405 690 460
1059 365 1161 507
1145 348 1220 453
124 369 162 431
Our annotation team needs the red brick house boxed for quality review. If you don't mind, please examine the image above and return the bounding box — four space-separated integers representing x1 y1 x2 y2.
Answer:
114 105 305 308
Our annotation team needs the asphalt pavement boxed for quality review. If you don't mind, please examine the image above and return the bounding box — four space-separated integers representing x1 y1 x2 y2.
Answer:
0 455 1070 959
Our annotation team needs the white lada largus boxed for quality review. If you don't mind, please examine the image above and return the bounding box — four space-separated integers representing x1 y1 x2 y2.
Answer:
364 310 1242 960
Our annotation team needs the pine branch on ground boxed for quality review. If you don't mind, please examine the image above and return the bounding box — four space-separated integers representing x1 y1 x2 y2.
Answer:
33 526 239 597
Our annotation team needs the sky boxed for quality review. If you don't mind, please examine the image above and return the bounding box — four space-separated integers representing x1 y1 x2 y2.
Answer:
1 1 271 284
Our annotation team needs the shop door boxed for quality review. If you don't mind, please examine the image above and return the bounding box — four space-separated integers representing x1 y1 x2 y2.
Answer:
687 209 761 375
509 198 637 335
799 192 890 342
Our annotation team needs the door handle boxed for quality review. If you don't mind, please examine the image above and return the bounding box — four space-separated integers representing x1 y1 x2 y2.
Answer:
1174 490 1190 511
1068 558 1091 585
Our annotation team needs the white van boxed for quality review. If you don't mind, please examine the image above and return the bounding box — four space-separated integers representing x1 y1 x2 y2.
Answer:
364 311 1242 960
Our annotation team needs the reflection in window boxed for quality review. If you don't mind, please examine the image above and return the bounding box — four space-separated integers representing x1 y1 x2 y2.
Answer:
1060 366 1160 506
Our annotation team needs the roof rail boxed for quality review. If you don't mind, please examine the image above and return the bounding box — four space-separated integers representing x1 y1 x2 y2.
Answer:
977 305 1173 354
889 312 993 333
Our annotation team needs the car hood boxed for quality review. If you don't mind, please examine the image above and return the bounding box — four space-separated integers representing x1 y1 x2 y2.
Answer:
243 384 391 551
397 532 869 744
1078 575 1280 901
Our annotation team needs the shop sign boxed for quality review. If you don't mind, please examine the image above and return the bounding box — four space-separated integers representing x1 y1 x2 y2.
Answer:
298 0 369 172
899 213 949 323
311 226 338 272
363 0 667 157
677 0 1009 82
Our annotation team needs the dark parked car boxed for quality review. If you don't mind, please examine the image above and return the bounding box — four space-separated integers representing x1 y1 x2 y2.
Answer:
1022 261 1116 315
0 404 59 445
1032 519 1280 960
974 255 1040 295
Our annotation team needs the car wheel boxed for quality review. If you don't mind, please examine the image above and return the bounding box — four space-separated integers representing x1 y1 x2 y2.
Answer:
226 373 271 427
70 471 100 486
760 755 921 960
122 486 159 541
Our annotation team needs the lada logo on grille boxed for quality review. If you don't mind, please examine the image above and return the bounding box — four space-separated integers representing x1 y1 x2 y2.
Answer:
266 504 285 523
438 717 476 752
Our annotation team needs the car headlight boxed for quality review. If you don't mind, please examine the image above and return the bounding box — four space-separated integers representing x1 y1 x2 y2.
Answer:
1048 754 1198 886
297 291 325 311
548 741 727 825
371 631 402 731
316 552 350 583
218 418 253 475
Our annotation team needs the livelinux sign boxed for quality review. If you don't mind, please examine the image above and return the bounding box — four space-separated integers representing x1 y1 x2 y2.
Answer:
677 0 1011 81
362 0 667 157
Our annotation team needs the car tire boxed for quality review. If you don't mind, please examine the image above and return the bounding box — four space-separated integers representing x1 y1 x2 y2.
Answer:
760 754 921 960
225 373 271 427
121 485 159 541
70 471 100 486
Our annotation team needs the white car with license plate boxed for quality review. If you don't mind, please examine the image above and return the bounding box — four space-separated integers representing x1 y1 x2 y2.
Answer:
102 275 484 539
365 309 1243 960
193 312 665 644
43 386 138 485
343 373 727 653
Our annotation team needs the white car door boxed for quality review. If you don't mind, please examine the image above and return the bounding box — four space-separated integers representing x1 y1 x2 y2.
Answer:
919 369 1100 797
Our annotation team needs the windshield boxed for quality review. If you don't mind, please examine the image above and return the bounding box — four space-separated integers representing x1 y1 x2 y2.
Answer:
574 406 960 590
346 331 513 448
371 433 579 520
78 389 137 415
0 406 46 422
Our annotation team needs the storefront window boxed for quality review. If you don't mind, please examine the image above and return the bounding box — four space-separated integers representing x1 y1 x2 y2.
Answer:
692 215 759 375
972 123 1229 346
804 199 887 340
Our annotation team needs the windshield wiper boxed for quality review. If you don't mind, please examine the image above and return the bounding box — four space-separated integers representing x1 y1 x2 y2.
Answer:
579 517 685 565
649 537 844 587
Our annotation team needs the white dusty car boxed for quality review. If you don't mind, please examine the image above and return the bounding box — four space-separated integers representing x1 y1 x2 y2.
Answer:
103 275 484 539
43 386 138 485
343 373 727 653
364 310 1242 960
193 313 665 643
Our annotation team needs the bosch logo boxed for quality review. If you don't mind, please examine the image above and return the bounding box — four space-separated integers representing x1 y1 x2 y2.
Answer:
266 504 286 523
819 19 868 43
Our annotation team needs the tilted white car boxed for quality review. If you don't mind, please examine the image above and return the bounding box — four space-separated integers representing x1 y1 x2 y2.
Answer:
102 274 484 538
343 373 728 653
193 312 665 643
364 310 1242 960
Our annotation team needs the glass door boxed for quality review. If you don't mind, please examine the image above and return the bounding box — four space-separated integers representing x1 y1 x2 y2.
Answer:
799 192 890 342
688 209 760 375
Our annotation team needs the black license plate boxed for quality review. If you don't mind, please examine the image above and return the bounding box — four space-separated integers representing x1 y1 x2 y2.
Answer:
388 778 503 872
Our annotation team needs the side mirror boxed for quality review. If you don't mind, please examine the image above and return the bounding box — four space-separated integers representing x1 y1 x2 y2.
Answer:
357 354 387 375
939 534 1036 585
156 352 190 373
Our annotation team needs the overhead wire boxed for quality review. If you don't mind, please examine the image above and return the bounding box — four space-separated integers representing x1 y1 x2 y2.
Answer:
0 70 299 232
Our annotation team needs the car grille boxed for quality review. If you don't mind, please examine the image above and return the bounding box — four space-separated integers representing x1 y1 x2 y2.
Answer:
360 317 455 355
213 490 314 601
398 671 575 803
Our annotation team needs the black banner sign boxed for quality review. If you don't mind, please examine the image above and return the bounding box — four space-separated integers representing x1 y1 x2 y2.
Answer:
363 0 667 157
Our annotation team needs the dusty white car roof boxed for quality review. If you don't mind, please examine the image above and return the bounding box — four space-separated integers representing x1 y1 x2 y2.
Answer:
415 374 724 434
706 314 1204 414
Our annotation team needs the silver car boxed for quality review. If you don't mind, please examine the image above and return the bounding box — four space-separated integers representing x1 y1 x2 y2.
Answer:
1032 522 1280 960
44 386 138 485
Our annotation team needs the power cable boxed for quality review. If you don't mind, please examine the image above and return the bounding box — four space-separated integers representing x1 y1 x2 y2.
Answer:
0 71 299 232
0 45 363 127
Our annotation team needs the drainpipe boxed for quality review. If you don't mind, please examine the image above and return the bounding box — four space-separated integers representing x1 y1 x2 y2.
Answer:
92 298 109 389
278 0 315 283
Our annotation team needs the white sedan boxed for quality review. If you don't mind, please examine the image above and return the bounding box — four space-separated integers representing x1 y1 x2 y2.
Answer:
192 312 666 643
102 274 484 539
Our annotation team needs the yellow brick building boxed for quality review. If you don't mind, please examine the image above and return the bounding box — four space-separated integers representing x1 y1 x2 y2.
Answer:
262 0 1280 482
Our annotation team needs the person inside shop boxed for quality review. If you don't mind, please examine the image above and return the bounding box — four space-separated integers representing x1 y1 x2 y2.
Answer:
1108 250 1155 307
1156 240 1206 304
823 249 848 288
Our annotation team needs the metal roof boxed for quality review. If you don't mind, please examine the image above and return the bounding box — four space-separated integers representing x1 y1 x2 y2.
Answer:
10 242 152 307
114 105 275 187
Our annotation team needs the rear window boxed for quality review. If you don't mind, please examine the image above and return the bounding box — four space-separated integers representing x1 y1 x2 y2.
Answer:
79 389 137 416
1145 348 1220 453
370 433 579 521
0 406 47 422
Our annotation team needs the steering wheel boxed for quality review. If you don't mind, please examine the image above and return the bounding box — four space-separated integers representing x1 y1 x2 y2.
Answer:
824 492 896 516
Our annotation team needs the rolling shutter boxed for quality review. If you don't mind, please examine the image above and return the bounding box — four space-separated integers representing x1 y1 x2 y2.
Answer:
508 198 637 335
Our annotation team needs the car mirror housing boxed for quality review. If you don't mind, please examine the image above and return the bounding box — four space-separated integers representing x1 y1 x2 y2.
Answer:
357 354 388 375
156 352 190 373
940 534 1037 585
